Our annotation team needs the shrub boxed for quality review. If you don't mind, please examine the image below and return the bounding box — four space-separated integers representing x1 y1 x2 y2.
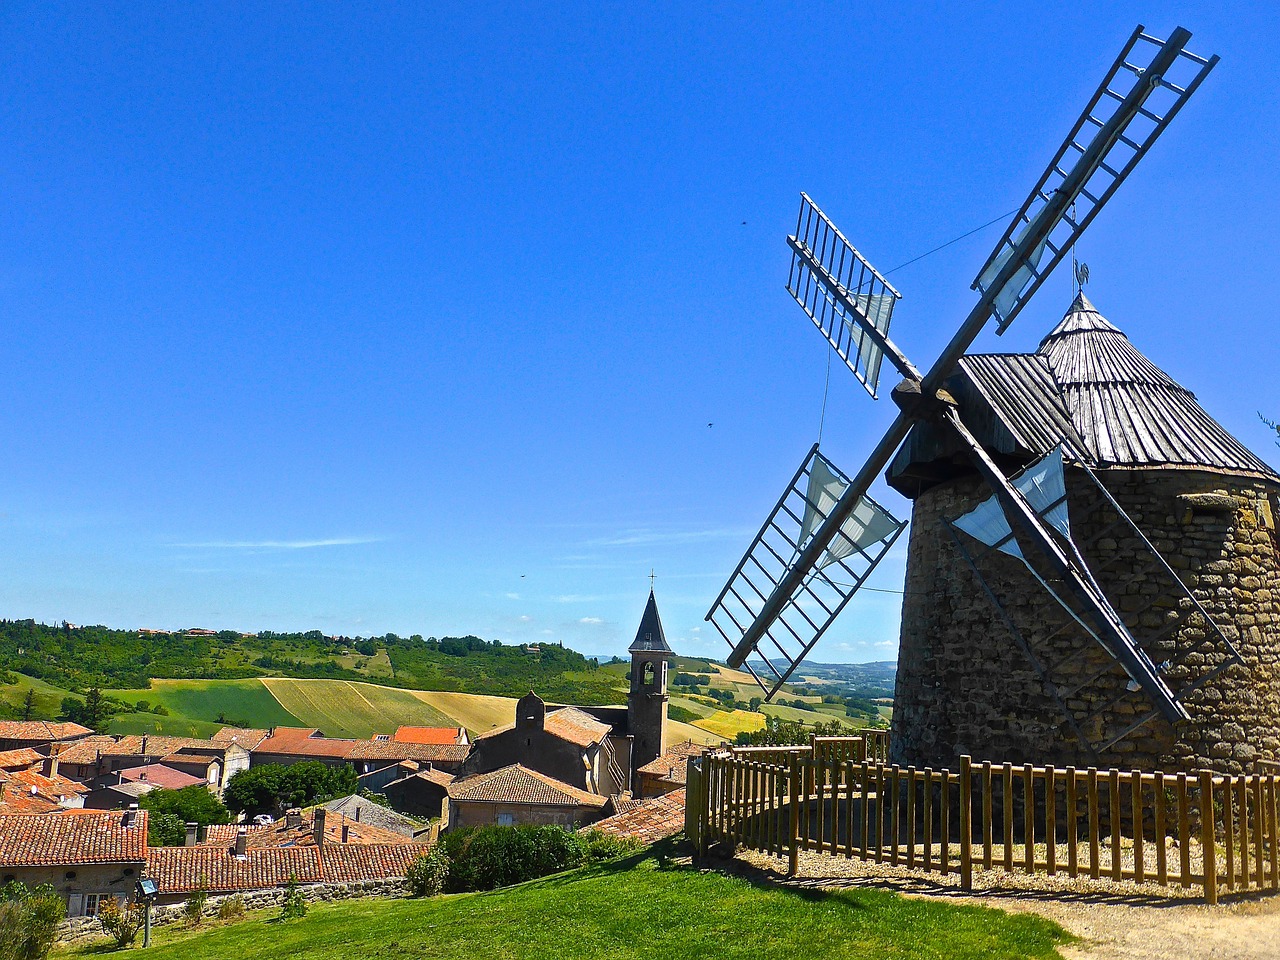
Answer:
216 896 245 922
97 897 145 948
279 875 307 920
0 881 64 960
405 845 450 897
438 825 588 893
184 878 208 926
580 829 643 863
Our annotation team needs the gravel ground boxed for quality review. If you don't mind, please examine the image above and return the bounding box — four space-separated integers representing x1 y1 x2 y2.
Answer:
724 848 1280 959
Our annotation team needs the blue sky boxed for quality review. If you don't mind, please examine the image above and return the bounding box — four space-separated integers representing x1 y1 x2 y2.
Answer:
0 2 1276 663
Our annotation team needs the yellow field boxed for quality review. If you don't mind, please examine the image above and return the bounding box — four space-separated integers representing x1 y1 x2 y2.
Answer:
261 679 456 739
667 718 722 746
691 710 766 740
409 690 517 734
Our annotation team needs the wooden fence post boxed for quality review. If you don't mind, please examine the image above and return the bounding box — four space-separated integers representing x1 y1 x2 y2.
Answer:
788 753 801 877
1200 770 1218 905
960 755 973 891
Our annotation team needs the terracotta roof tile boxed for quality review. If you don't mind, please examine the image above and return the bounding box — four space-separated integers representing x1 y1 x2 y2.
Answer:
50 736 118 765
201 811 412 848
256 728 358 759
0 748 44 769
447 765 608 808
391 726 466 745
210 727 271 750
636 741 707 783
474 706 611 749
0 810 147 865
118 764 206 790
146 845 321 894
0 721 93 742
319 843 427 882
584 788 685 845
346 740 470 763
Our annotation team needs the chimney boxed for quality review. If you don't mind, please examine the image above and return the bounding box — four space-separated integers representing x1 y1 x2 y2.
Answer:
234 826 248 858
141 736 148 755
185 822 198 847
341 824 350 844
122 803 139 828
117 770 124 785
354 806 360 823
42 755 58 778
313 808 326 848
286 807 302 829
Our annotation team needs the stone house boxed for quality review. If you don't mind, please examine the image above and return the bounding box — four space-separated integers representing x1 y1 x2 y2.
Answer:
249 727 359 768
446 763 608 829
380 767 454 822
635 740 705 799
346 739 471 777
0 808 147 917
54 735 249 793
390 725 469 746
0 720 93 753
462 694 627 796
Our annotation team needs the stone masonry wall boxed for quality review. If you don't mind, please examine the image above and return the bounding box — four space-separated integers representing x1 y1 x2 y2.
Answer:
57 876 408 946
891 466 1280 774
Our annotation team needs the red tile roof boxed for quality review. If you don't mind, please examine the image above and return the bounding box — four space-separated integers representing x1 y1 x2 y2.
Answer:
474 706 611 749
147 845 321 894
0 721 93 743
0 748 44 770
255 728 357 759
447 765 608 808
210 727 272 750
118 764 206 790
585 788 685 845
346 740 471 764
201 812 412 848
392 726 466 745
636 740 707 784
146 841 427 894
50 736 118 765
0 810 147 865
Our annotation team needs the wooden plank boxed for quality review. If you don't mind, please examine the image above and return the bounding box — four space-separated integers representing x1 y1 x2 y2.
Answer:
1024 763 1036 874
1255 775 1266 888
1110 768 1123 882
1200 770 1218 905
906 766 917 870
1131 769 1144 884
1239 775 1250 890
1177 773 1191 889
1223 774 1235 891
1271 777 1279 890
859 760 870 861
1066 766 1078 878
788 754 801 876
960 755 973 891
844 760 855 859
891 765 901 866
983 761 994 871
941 769 951 876
1155 772 1168 886
815 750 826 855
923 767 934 873
1088 767 1101 880
875 763 885 864
1003 762 1014 872
1046 766 1057 876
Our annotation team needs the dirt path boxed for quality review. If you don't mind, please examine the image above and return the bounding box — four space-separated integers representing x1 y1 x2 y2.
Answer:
730 849 1280 959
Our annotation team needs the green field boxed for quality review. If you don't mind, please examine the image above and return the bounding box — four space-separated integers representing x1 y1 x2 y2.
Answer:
107 679 302 729
107 712 226 738
263 678 457 738
71 843 1067 960
0 674 76 721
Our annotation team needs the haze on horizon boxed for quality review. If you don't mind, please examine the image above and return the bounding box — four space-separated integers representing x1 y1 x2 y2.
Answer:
1 3 1276 664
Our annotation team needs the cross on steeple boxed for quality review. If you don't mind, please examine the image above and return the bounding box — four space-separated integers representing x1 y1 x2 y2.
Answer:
648 569 656 592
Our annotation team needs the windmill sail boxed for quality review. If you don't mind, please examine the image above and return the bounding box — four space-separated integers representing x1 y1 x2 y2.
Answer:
705 445 906 699
786 194 911 398
972 25 1218 334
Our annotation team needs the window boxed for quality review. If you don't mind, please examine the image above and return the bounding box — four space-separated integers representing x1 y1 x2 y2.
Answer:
643 662 655 685
496 813 515 826
375 735 390 742
81 894 113 918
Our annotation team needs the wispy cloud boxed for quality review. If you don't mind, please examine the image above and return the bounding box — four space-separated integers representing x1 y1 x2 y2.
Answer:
551 594 601 604
519 615 533 622
505 593 521 600
173 537 384 550
584 527 749 547
579 617 604 625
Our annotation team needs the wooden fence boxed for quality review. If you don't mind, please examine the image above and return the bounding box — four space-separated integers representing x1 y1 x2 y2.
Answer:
686 736 1280 904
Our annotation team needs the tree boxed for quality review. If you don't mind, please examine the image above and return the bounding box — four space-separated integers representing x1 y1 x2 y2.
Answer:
224 762 357 815
0 881 63 960
139 786 231 845
20 690 34 722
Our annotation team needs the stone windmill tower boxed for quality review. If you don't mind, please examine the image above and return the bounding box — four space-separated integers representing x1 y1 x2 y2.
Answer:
701 26 1277 774
886 293 1279 773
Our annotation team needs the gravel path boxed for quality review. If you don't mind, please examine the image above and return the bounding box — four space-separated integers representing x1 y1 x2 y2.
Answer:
724 849 1280 959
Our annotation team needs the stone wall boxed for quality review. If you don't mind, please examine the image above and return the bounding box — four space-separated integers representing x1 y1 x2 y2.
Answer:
57 876 408 946
891 466 1280 774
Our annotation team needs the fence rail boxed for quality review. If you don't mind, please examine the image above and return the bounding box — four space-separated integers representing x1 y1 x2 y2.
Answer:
686 736 1280 904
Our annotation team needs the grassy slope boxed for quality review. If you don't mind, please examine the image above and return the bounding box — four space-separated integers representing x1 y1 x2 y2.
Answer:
97 847 1067 960
410 690 515 734
107 712 225 738
692 709 766 739
262 678 456 738
107 679 302 729
0 674 76 720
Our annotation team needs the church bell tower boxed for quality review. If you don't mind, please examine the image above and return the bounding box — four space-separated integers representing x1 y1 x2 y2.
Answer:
627 589 671 773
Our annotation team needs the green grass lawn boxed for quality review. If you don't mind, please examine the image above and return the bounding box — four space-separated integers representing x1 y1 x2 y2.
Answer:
72 845 1067 960
106 679 302 730
262 678 458 738
0 674 76 720
106 712 225 738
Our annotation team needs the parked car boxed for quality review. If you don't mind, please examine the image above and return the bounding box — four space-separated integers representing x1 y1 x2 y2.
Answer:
252 814 275 826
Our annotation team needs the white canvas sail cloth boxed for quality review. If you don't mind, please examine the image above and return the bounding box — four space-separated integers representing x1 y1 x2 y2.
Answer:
846 291 895 387
978 208 1051 325
799 456 902 570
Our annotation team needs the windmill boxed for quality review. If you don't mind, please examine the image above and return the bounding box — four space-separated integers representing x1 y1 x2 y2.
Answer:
704 25 1242 761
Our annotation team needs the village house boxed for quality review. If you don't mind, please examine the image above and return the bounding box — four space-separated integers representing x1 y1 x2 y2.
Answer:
378 766 454 822
389 725 469 746
53 735 249 793
200 805 414 849
634 740 705 799
582 787 687 846
0 764 88 814
446 763 609 829
248 727 359 767
0 808 147 917
320 795 426 839
82 763 206 810
0 720 93 753
346 738 471 776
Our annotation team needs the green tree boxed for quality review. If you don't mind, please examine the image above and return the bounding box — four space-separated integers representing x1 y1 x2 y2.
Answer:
139 786 231 845
20 690 34 722
0 881 63 960
224 762 357 815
